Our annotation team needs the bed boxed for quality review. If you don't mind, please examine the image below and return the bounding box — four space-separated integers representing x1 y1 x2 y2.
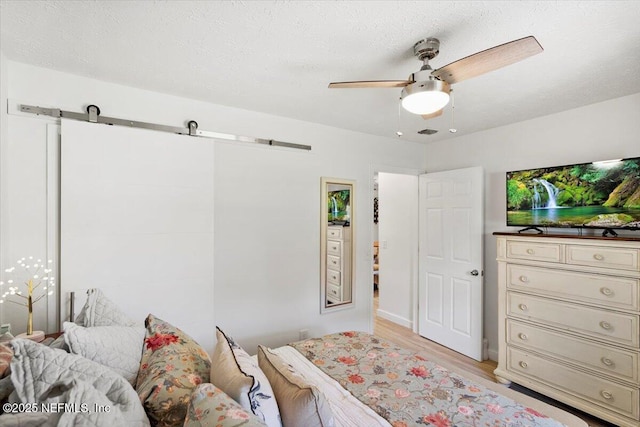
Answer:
0 289 590 427
263 331 588 427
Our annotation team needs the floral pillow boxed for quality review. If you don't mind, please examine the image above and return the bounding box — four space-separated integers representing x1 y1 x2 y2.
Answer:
136 314 211 427
184 383 267 427
210 327 281 427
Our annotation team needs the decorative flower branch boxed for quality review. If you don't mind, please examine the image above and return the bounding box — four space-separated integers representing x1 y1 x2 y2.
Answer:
0 257 55 335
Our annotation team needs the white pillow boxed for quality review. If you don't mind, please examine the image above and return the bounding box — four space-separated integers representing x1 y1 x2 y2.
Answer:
10 338 149 427
74 288 138 327
211 327 282 427
63 321 145 385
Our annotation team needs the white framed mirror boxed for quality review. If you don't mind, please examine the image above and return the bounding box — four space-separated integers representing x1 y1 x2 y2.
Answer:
320 177 355 313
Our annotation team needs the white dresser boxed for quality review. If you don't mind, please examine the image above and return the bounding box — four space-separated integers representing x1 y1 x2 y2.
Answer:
326 225 352 304
494 233 640 427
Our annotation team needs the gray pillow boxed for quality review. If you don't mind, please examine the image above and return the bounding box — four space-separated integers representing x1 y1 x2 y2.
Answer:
43 378 127 426
63 321 145 385
10 339 149 427
0 412 50 426
0 378 127 426
0 375 15 402
74 288 138 327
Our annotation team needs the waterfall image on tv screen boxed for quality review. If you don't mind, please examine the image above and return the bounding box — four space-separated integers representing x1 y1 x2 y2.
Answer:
506 157 640 229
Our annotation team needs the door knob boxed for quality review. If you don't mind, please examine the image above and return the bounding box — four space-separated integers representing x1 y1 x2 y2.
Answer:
470 270 479 276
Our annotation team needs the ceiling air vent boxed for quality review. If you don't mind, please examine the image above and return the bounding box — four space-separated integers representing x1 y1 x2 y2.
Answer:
418 129 438 135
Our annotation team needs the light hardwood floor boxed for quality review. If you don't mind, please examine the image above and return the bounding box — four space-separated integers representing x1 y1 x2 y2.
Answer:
372 292 615 427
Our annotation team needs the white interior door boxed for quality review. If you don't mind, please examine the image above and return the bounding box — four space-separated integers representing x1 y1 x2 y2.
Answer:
60 119 215 351
418 167 484 361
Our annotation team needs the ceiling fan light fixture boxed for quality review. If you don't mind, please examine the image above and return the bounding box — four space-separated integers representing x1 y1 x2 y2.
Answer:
400 80 450 115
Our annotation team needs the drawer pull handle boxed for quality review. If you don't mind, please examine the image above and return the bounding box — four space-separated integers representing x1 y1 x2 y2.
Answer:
599 321 612 330
518 333 528 341
519 361 528 369
600 390 613 400
526 249 535 255
519 276 529 283
601 357 615 367
518 304 528 312
593 253 605 261
600 287 613 296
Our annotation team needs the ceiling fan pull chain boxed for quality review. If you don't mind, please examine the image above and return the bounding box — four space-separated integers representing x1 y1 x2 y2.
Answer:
449 89 457 133
396 98 403 137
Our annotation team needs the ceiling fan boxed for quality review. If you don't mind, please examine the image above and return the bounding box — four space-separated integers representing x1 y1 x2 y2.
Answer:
329 36 543 120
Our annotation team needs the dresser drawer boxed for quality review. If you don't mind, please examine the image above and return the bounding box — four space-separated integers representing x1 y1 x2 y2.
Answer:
508 292 639 347
567 245 639 271
506 241 562 263
327 240 342 256
507 264 640 311
327 255 341 271
327 227 343 239
507 320 639 383
327 283 342 301
507 347 639 419
327 268 341 285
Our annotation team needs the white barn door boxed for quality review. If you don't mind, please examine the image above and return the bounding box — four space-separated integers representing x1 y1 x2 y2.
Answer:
60 120 215 351
418 167 484 360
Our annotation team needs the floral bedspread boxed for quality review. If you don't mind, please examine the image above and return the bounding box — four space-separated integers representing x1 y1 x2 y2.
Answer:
289 332 566 427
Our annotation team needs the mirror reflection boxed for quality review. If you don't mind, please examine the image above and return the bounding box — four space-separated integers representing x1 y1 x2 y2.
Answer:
321 177 355 312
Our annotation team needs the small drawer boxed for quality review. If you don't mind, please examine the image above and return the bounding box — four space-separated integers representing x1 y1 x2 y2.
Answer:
327 255 341 270
507 320 639 383
327 227 343 239
327 240 342 256
506 241 561 263
327 268 341 285
508 347 639 419
507 264 640 311
327 284 342 301
507 292 639 347
567 245 639 271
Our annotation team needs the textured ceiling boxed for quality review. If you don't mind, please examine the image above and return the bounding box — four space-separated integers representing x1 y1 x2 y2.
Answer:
1 1 640 143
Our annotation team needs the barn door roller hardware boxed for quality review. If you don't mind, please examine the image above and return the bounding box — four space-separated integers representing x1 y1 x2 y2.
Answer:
19 103 311 151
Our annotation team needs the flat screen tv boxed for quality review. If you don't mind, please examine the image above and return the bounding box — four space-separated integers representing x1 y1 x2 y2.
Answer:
506 157 640 230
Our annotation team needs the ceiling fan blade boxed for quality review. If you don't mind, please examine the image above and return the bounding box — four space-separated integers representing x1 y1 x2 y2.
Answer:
421 109 444 120
432 36 543 84
328 80 410 88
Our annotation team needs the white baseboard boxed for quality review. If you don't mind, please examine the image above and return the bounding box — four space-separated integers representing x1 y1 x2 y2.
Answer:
488 348 499 362
376 309 412 329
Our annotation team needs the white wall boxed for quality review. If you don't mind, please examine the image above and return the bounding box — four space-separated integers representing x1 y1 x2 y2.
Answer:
424 92 640 360
0 60 427 352
377 172 418 328
0 51 8 330
4 60 637 358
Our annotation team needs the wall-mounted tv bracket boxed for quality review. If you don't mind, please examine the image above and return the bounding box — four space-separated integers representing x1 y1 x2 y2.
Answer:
19 103 312 151
517 226 544 234
602 228 619 238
